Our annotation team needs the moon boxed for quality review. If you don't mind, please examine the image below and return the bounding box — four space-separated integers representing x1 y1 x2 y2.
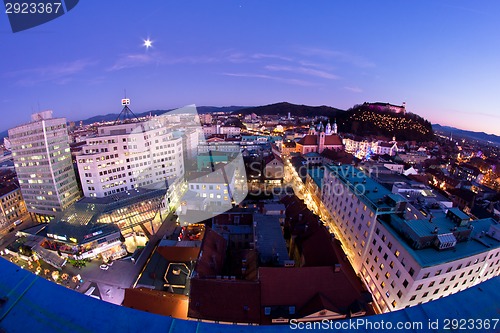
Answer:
143 38 153 49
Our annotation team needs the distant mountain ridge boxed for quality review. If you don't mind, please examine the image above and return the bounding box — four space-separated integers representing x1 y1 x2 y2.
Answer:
236 102 345 118
432 124 500 145
6 104 491 144
77 106 248 125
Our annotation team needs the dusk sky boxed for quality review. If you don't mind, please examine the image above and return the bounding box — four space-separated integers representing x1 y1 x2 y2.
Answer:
1 1 500 135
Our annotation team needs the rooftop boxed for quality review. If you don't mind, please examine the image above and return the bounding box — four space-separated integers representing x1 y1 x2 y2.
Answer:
46 188 164 243
123 288 189 319
303 152 321 158
0 181 20 197
259 266 363 321
382 213 500 267
325 164 406 213
254 213 289 266
307 167 324 188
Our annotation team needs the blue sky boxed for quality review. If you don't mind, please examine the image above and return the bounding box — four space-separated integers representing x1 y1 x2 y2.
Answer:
1 1 500 135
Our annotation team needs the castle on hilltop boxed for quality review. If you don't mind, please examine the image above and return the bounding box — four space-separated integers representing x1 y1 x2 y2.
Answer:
363 102 406 114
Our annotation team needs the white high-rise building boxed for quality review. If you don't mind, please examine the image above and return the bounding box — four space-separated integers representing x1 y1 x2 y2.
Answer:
76 119 184 198
321 164 500 313
8 111 81 221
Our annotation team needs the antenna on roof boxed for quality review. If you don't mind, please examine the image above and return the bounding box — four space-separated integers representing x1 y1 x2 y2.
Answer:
114 91 139 125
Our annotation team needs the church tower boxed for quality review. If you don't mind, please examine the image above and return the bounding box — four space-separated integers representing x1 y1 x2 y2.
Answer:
318 122 326 153
332 118 338 134
325 121 332 135
308 121 316 135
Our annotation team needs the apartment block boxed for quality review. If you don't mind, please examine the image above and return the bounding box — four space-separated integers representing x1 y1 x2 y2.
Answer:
322 164 500 313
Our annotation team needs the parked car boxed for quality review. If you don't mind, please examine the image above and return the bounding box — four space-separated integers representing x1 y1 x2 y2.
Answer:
99 264 109 270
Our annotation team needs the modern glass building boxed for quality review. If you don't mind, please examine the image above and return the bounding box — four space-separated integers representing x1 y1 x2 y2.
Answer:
44 188 166 260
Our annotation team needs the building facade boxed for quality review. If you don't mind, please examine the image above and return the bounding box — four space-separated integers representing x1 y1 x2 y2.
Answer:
0 184 27 226
8 111 81 220
76 120 184 198
321 164 500 313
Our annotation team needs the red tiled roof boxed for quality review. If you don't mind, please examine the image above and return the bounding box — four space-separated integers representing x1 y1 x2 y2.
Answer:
298 227 339 266
297 135 318 146
123 288 189 319
194 229 227 278
323 135 343 146
213 212 254 226
259 266 362 315
297 134 343 147
264 153 284 166
188 279 261 323
320 149 354 164
206 135 226 142
299 293 340 318
156 246 200 262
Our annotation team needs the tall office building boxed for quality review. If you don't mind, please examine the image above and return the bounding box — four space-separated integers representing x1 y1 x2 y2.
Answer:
8 111 81 221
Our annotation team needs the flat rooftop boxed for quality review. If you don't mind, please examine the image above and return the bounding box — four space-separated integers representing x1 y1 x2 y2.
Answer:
307 167 324 188
382 214 500 267
326 164 405 213
254 214 290 266
46 188 165 243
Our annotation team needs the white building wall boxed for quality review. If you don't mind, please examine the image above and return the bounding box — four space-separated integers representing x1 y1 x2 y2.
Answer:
321 167 500 313
77 121 184 198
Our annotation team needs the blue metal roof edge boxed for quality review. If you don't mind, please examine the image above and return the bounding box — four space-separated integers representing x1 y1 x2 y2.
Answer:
0 257 499 332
